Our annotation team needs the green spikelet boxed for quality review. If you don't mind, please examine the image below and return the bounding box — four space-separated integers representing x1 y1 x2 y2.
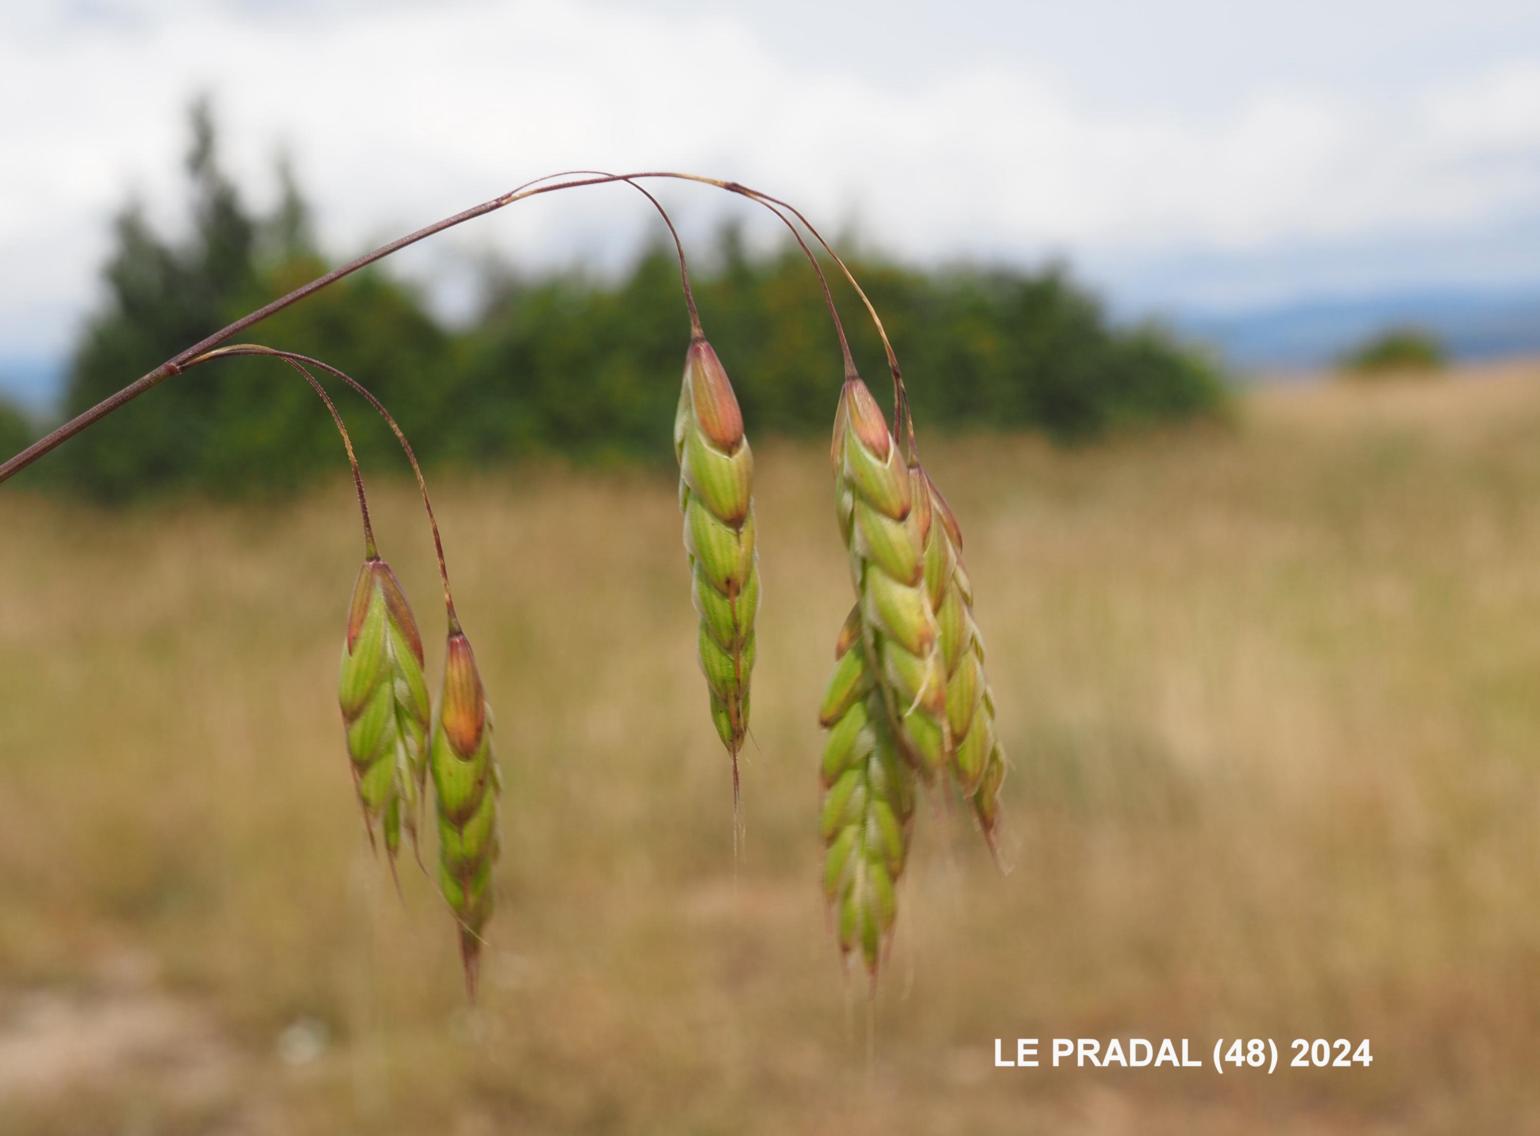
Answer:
675 338 760 807
972 739 1007 857
337 558 430 864
919 468 1005 814
429 628 500 999
830 379 949 778
818 605 917 976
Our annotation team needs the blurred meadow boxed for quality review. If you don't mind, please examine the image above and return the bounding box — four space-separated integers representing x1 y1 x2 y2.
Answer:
5 359 1540 1133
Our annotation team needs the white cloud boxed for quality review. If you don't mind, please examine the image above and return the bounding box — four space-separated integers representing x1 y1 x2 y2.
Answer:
0 0 1537 358
1428 61 1540 149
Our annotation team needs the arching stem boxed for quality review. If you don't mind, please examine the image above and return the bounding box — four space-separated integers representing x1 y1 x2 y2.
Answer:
500 170 703 339
144 348 378 556
189 344 458 626
0 169 909 483
508 169 857 374
724 185 914 456
492 173 901 439
280 356 379 559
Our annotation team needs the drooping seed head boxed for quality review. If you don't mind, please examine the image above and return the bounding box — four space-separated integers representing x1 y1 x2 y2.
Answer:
831 381 948 779
337 558 430 863
429 628 500 999
675 338 760 812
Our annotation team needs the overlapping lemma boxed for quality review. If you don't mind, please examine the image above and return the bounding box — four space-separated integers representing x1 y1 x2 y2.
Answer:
337 558 431 863
675 338 760 801
430 630 500 998
920 469 1007 850
972 742 1007 856
831 379 948 778
818 606 917 975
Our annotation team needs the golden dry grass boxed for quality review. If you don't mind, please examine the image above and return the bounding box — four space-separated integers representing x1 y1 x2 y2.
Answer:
5 361 1540 1132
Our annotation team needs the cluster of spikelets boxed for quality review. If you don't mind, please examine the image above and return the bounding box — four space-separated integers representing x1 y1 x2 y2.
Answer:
321 318 1004 1003
670 336 1005 984
331 324 1004 999
338 560 499 996
817 378 1006 979
5 168 1006 1002
674 338 760 825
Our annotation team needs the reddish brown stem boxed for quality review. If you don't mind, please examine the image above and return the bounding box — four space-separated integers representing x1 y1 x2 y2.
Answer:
724 185 913 455
278 356 379 559
125 348 378 555
505 170 703 338
0 170 904 482
189 344 457 625
758 199 859 382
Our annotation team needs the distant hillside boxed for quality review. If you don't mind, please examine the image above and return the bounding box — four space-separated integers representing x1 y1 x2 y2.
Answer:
1177 284 1540 373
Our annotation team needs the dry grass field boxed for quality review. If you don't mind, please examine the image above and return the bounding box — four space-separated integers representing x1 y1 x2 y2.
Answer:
5 361 1540 1133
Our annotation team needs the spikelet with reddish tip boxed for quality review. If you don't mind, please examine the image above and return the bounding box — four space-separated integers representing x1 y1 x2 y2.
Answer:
818 605 917 975
830 378 949 778
337 558 430 863
921 467 1007 848
429 629 500 998
675 338 760 806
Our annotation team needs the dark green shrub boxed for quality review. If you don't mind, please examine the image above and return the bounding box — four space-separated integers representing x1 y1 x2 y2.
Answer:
1340 327 1447 377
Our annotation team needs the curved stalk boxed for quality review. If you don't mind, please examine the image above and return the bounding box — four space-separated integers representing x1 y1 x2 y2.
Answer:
0 170 904 482
98 347 379 555
277 355 379 558
500 169 702 339
510 169 858 376
187 344 459 626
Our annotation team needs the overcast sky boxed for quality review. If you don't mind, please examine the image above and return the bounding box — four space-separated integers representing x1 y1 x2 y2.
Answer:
2 0 1539 365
